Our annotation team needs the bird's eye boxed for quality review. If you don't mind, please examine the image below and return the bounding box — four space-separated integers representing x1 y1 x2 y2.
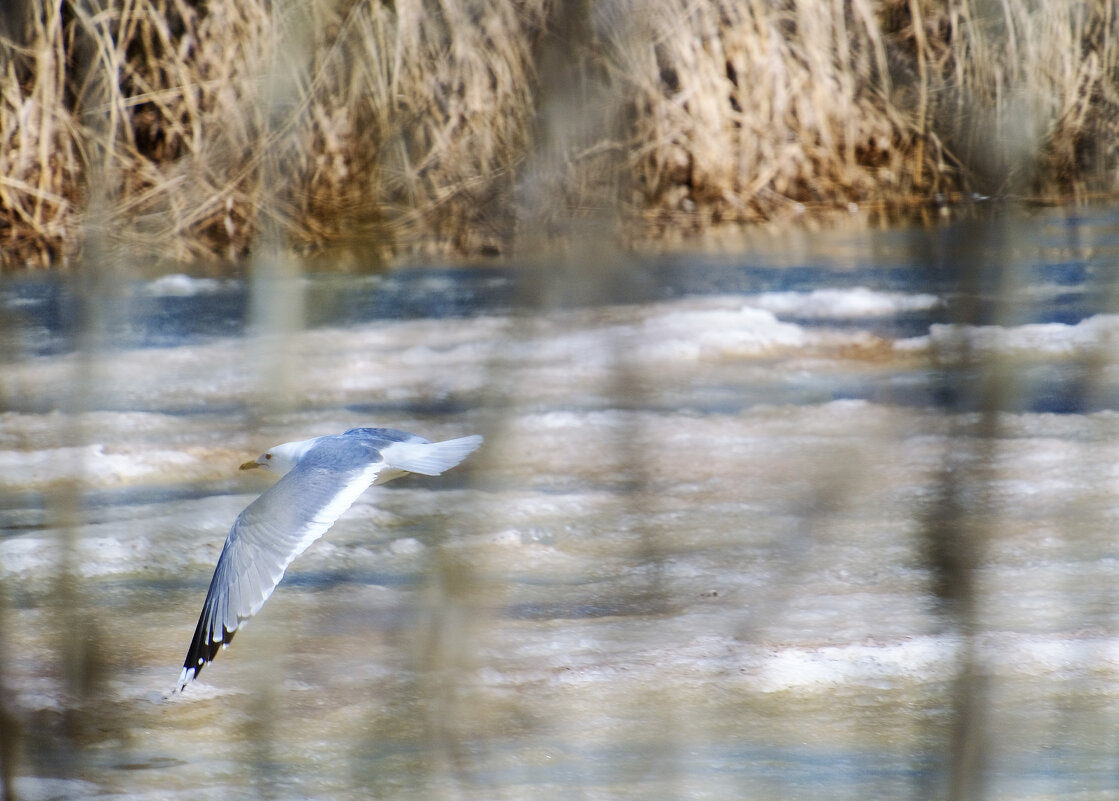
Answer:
265 453 273 460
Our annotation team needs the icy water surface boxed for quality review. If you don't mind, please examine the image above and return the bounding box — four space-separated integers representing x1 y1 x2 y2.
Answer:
4 208 1119 799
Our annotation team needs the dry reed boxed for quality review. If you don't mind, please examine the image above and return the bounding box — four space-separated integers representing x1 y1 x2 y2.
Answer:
1 0 1117 270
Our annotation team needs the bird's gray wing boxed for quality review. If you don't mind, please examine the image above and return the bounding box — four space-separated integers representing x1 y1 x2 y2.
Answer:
176 437 388 691
343 426 430 443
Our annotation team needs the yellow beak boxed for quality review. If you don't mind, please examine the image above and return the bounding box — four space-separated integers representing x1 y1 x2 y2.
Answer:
240 460 262 470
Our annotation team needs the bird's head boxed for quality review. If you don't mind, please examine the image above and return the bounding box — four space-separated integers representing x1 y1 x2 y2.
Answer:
240 436 319 477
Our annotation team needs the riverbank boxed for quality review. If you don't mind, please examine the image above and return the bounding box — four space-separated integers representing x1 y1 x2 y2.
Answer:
2 0 1117 270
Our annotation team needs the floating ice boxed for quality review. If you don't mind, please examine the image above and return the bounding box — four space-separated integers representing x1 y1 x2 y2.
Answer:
744 287 940 319
141 274 229 297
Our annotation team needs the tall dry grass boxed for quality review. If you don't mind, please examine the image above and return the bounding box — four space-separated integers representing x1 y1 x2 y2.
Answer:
616 0 1119 235
0 0 548 269
1 0 1117 269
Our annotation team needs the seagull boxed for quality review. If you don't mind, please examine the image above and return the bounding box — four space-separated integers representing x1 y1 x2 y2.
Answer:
174 427 482 693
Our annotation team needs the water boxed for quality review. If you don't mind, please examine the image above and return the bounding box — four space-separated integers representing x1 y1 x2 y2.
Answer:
3 207 1119 799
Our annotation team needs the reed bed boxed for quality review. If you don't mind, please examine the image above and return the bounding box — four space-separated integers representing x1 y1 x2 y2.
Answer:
1 0 1117 270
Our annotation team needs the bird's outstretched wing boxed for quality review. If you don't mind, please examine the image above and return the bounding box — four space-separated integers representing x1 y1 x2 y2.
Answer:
176 444 386 691
175 432 482 692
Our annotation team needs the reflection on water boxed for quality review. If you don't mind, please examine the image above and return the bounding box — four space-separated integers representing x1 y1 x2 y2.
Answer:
3 207 1119 799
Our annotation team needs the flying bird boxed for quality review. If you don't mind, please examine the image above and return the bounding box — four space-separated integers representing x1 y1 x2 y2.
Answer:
175 427 482 693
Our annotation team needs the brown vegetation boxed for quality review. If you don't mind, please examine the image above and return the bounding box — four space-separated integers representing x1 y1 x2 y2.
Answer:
1 0 1117 270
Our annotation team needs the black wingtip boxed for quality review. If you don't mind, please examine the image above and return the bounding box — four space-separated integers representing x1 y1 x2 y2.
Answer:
175 614 235 693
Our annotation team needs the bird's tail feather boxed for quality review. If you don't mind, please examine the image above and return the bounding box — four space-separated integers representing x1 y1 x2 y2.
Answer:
384 435 482 476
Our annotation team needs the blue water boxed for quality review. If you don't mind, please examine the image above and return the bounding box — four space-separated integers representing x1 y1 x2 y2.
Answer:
6 207 1119 360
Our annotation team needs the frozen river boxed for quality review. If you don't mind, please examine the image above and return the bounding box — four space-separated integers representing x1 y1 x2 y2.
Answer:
3 209 1119 799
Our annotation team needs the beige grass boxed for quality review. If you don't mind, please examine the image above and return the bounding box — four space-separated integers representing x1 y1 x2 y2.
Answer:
1 0 1117 270
617 0 1119 235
